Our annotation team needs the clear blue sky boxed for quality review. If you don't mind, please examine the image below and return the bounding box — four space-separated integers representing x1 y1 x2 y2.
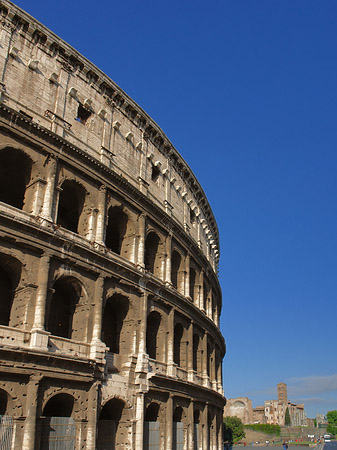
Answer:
15 0 337 418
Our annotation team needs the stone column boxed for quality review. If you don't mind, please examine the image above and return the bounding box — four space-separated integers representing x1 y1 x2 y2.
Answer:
187 321 194 382
86 381 99 449
135 290 148 373
198 270 204 310
165 396 173 450
137 214 146 269
165 233 172 285
135 393 145 450
22 374 41 450
95 185 107 245
166 307 175 377
211 346 217 390
86 207 99 241
187 400 194 450
203 403 209 450
202 332 209 387
30 253 51 349
90 275 106 361
41 155 57 221
184 254 190 298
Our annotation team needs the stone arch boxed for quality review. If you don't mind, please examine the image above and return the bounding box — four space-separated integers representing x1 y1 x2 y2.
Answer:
102 293 129 354
47 276 87 341
192 333 201 373
189 266 196 301
0 253 22 327
42 393 74 417
173 406 186 450
0 147 32 210
146 311 161 360
171 250 183 293
144 231 161 277
56 179 86 233
97 397 132 450
173 323 184 368
105 206 128 255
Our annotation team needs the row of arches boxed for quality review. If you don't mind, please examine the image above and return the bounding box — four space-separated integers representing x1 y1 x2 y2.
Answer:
0 147 219 324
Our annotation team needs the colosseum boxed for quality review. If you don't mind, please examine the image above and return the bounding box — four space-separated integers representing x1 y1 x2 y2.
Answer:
0 1 226 448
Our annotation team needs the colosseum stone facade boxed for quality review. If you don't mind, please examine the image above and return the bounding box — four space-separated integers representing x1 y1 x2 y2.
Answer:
0 1 226 448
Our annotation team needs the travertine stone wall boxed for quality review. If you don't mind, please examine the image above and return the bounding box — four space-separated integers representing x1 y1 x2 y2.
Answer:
0 1 226 449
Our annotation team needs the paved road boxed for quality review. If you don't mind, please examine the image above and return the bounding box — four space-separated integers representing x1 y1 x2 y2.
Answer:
324 443 337 450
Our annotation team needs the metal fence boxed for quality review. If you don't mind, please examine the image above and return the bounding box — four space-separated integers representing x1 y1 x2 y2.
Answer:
40 417 75 450
0 415 13 450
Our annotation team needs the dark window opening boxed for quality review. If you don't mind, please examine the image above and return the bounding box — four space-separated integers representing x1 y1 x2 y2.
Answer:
173 407 183 423
171 250 181 290
105 207 127 254
0 148 32 209
0 390 8 415
102 294 129 354
190 208 196 225
144 232 160 274
0 266 13 326
57 180 85 233
47 278 80 339
43 394 74 417
151 164 160 182
146 311 161 359
173 323 183 366
76 104 92 124
193 334 199 372
189 268 196 300
99 398 124 421
145 403 159 422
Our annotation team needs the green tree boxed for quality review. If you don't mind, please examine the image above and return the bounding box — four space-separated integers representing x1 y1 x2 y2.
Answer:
327 410 337 436
285 407 291 426
223 416 245 443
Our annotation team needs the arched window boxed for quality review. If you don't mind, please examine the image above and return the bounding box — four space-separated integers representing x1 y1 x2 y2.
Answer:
102 294 129 354
0 266 13 327
193 334 200 373
193 410 200 450
97 398 125 450
144 232 160 275
43 394 74 418
41 394 75 449
0 148 32 209
173 323 183 367
203 282 208 312
171 250 182 292
105 206 128 254
47 277 83 340
146 311 161 360
189 267 196 301
57 180 85 233
173 407 184 450
144 402 160 449
0 389 8 415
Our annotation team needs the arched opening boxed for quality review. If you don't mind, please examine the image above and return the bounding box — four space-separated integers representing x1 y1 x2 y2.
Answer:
193 410 200 450
171 250 182 292
173 323 183 367
102 294 129 354
193 333 200 373
41 394 75 449
97 398 125 450
144 232 160 276
189 267 196 301
0 266 13 327
203 282 208 312
47 277 83 340
146 311 161 360
105 206 128 254
144 403 160 450
0 389 8 415
0 147 32 210
57 180 85 233
43 394 74 417
173 407 184 450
